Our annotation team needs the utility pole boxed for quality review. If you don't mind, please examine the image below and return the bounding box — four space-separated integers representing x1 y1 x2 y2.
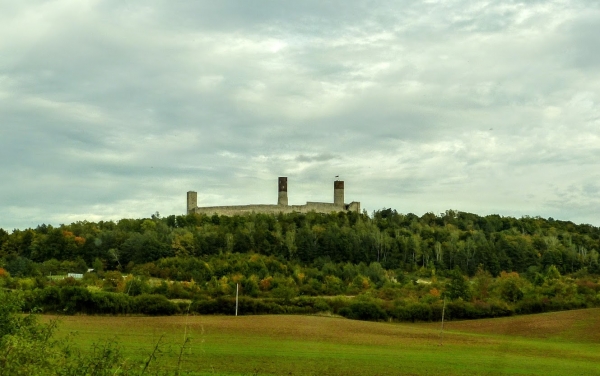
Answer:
235 283 239 317
439 297 446 345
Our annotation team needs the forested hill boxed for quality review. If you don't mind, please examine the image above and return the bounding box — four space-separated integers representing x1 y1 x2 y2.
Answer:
1 209 599 277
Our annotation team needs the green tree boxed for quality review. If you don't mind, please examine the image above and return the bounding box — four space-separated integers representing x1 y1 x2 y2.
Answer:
546 264 561 280
444 267 471 301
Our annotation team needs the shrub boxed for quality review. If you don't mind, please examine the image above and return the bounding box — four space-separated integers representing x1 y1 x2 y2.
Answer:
314 299 331 312
390 303 432 322
30 286 61 312
90 291 132 314
0 290 143 375
326 296 350 314
341 301 388 321
133 294 178 315
271 286 296 302
191 296 286 315
59 286 93 314
445 300 489 320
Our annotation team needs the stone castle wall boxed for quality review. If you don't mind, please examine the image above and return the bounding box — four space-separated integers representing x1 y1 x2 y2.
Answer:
189 201 361 216
187 178 360 216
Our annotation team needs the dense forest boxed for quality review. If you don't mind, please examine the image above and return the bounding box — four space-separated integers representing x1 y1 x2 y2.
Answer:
1 209 599 321
2 209 599 276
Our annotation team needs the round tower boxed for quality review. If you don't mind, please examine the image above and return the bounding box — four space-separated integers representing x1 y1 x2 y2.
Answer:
278 177 288 206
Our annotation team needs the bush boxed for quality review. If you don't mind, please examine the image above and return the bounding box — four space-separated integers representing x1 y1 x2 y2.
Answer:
325 296 349 314
191 297 286 315
124 278 150 296
516 297 547 314
0 290 144 375
191 297 235 315
27 286 98 314
271 286 296 302
445 301 468 320
488 300 513 317
29 286 61 312
314 299 331 312
59 286 93 314
133 294 178 315
390 303 432 322
90 291 132 314
340 301 388 321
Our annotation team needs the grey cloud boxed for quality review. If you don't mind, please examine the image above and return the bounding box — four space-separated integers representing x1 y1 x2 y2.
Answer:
558 11 600 70
1 0 600 229
295 153 337 163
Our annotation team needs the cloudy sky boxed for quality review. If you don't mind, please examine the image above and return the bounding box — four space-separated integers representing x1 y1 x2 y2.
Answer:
1 0 599 230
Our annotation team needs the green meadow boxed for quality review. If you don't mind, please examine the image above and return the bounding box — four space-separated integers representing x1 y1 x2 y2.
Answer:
46 308 600 376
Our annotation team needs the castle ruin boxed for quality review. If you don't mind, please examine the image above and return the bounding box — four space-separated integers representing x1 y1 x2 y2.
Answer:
187 177 360 216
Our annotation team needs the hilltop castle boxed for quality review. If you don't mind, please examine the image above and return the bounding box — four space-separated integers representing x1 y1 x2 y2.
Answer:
187 177 360 216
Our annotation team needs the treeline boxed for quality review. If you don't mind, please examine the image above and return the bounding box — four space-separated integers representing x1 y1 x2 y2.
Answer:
2 209 600 322
1 209 599 277
2 252 599 322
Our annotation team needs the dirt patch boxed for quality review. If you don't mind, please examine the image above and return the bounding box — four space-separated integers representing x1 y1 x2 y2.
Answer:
418 308 600 342
43 314 453 348
42 308 600 350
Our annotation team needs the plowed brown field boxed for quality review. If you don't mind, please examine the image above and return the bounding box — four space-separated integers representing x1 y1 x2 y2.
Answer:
419 308 600 342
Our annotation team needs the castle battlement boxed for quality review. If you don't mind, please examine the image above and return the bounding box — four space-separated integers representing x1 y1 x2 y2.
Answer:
187 177 360 216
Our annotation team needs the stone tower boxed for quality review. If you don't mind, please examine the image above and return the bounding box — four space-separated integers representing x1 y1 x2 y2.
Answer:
334 180 344 207
187 191 197 214
278 177 288 206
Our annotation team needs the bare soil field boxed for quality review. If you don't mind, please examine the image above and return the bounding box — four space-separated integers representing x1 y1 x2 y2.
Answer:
419 308 600 342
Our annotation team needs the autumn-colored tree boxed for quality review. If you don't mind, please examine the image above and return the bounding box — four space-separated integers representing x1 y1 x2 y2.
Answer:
259 276 273 291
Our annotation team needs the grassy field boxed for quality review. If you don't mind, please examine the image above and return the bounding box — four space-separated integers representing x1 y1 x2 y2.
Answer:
44 309 600 376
